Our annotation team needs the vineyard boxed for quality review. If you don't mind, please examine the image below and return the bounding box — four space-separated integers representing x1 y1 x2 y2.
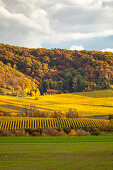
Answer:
0 117 109 131
1 90 113 117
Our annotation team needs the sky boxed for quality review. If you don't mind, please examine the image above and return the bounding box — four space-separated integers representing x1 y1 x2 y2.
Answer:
0 0 113 51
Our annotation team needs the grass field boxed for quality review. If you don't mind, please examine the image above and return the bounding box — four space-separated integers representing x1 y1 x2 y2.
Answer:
0 136 113 170
1 89 113 117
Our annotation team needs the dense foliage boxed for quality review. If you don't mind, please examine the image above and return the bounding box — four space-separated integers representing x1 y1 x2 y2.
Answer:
0 61 37 96
0 43 113 94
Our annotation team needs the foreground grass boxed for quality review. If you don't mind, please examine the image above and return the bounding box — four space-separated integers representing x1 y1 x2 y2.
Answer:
0 136 113 170
0 136 113 143
1 89 113 117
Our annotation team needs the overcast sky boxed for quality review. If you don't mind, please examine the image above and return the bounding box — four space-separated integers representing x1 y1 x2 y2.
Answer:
0 0 113 51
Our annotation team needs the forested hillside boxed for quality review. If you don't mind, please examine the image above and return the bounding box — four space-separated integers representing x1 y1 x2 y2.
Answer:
0 43 113 95
0 61 38 96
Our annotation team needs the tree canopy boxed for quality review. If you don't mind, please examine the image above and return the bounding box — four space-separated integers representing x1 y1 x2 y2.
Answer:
0 43 113 94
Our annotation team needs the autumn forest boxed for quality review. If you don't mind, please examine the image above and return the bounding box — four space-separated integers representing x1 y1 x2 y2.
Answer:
0 43 113 96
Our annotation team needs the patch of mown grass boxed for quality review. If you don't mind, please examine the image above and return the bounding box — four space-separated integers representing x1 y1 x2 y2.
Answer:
0 139 113 170
0 136 113 143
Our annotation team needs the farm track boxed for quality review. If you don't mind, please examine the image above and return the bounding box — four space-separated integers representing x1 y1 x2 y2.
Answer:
77 152 113 170
50 152 113 170
49 151 99 170
0 104 54 112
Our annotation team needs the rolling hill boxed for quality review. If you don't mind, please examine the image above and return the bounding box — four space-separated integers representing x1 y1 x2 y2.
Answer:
0 61 38 96
0 43 113 94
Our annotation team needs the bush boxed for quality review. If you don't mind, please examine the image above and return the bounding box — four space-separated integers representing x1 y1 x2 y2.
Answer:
0 130 12 136
32 132 40 136
3 112 11 116
68 129 77 136
43 127 58 136
66 108 82 118
104 124 113 132
50 111 64 118
25 128 43 135
0 112 4 116
25 129 34 135
33 111 40 117
62 127 71 134
83 127 101 136
57 130 67 136
41 133 47 136
76 129 90 136
90 128 100 136
15 129 26 136
33 110 48 118
108 114 113 120
40 112 49 118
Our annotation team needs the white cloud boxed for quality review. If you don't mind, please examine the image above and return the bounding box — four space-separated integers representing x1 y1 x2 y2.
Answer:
101 48 113 52
0 0 113 49
0 4 52 36
48 30 113 44
70 45 84 51
0 0 4 6
69 0 93 5
30 9 51 32
102 0 113 8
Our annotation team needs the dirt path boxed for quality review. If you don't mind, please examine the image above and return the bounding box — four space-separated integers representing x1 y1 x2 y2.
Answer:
49 152 99 170
0 104 53 112
77 152 113 170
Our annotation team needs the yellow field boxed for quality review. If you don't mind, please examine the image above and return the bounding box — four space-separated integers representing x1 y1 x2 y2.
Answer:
0 90 113 116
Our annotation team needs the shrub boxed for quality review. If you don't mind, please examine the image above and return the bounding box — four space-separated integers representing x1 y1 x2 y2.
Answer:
83 127 101 136
32 132 40 136
50 111 64 118
25 128 43 135
66 108 82 118
62 127 71 134
33 110 48 118
25 133 29 136
57 130 67 136
0 88 6 95
56 127 62 132
41 133 47 136
76 129 90 136
104 122 113 132
40 112 49 118
43 127 58 136
0 112 4 116
33 111 40 117
0 130 12 136
15 129 26 136
68 129 77 136
108 114 113 120
25 129 34 135
3 112 11 116
90 128 100 136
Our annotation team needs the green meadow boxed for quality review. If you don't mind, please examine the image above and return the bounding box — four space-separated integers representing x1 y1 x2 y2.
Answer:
0 137 113 170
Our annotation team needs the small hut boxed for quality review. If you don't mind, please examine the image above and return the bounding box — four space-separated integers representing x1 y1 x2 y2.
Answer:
46 89 56 95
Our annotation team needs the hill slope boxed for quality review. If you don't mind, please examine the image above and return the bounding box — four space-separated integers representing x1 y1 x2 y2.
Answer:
0 61 38 96
0 90 113 117
0 43 113 94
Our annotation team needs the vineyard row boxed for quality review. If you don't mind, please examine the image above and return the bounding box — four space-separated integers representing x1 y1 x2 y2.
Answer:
0 117 109 131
